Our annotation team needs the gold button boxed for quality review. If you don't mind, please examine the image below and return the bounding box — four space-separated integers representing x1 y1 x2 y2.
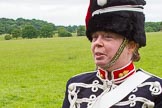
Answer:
118 73 124 78
123 70 129 75
100 74 104 79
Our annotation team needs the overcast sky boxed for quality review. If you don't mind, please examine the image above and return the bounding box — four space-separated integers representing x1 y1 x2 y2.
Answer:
0 0 162 26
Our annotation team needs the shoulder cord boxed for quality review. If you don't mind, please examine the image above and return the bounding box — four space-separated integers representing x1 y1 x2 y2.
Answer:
68 82 104 108
115 81 162 108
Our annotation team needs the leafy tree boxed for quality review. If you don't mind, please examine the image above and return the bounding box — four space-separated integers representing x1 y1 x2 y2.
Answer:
0 17 56 35
0 18 16 34
58 27 72 37
4 34 12 40
66 25 77 33
16 18 26 26
77 25 86 36
145 22 160 32
145 26 154 32
11 28 22 39
0 23 5 35
40 25 54 38
160 22 162 31
22 25 38 39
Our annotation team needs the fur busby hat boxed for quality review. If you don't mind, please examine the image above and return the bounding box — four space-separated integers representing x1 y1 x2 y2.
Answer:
86 0 146 47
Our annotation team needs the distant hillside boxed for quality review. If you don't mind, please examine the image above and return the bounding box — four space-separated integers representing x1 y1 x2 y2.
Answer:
0 18 161 37
0 18 86 39
0 18 56 34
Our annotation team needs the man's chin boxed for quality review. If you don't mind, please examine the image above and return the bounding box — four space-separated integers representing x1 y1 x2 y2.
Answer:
96 63 108 69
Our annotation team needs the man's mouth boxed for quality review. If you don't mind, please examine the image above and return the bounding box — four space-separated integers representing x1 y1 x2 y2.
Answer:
95 52 105 59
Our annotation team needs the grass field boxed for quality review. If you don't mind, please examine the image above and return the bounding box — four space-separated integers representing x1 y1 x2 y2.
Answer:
0 32 162 108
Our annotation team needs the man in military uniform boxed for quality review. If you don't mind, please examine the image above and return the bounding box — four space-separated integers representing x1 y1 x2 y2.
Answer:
62 0 162 108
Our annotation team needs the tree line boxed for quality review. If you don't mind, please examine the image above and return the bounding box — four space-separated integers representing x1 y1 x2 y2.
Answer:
145 22 162 32
0 18 162 40
0 18 86 40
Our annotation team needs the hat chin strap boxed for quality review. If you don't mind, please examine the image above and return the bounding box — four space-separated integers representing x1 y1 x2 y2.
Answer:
103 38 128 70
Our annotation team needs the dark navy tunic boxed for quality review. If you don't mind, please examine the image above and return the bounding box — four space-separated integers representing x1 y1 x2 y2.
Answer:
62 63 162 108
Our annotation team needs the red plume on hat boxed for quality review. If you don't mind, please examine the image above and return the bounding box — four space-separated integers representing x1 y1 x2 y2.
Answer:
85 0 146 47
85 0 92 30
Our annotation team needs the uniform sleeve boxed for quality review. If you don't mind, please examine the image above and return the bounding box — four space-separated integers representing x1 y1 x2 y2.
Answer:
62 78 73 108
155 79 162 108
155 93 162 107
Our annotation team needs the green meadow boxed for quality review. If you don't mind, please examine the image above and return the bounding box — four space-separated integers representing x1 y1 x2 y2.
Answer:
0 32 162 108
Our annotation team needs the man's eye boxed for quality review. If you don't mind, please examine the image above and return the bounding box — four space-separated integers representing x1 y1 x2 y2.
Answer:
103 34 112 38
92 35 98 39
92 35 98 41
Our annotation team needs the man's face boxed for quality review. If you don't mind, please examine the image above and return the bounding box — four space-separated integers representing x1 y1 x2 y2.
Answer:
91 31 130 70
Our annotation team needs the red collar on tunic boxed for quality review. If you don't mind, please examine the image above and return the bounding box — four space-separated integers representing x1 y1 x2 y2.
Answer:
97 62 136 84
